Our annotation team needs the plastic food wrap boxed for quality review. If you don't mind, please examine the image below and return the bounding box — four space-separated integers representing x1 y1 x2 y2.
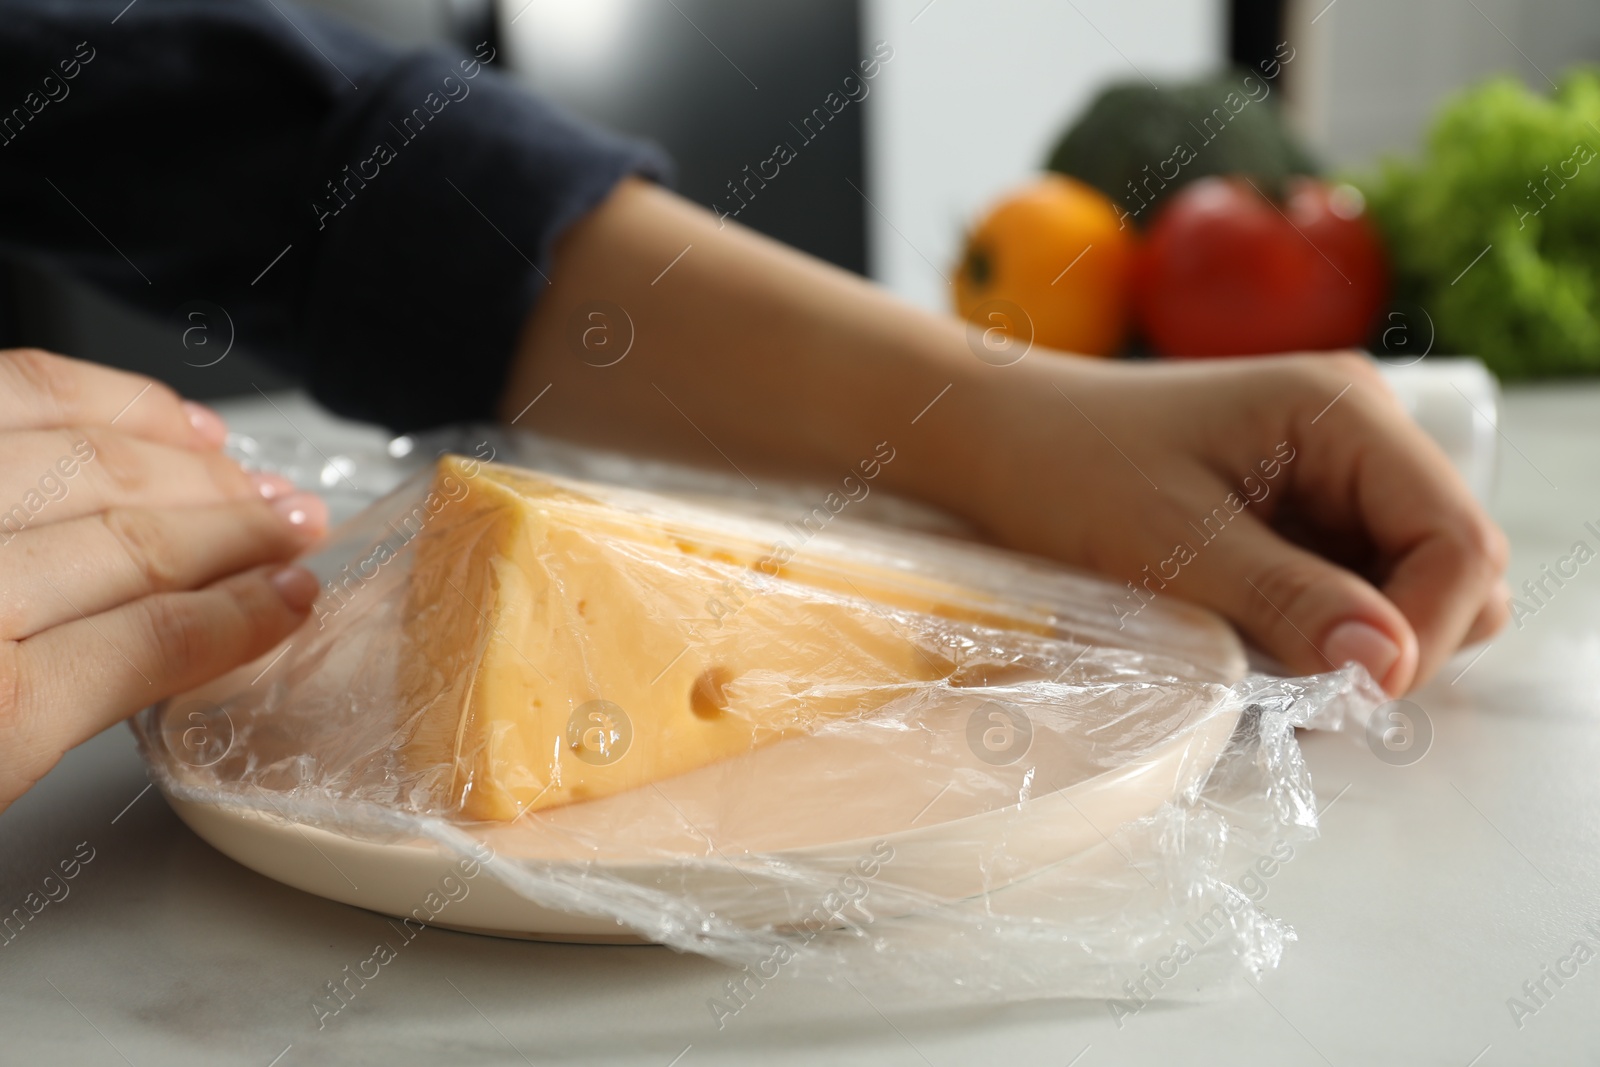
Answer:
133 426 1384 1006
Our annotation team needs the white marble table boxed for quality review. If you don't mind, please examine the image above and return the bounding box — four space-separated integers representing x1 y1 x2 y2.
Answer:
2 384 1597 1066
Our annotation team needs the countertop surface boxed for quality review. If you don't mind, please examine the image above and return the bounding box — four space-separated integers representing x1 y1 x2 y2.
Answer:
2 384 1597 1067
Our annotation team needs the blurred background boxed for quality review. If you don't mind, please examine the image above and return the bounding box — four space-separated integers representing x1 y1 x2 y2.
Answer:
0 0 1595 397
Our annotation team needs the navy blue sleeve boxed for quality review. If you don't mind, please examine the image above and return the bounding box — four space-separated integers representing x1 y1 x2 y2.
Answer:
0 0 670 431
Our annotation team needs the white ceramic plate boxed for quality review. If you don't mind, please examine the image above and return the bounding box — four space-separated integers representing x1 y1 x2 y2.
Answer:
162 685 1246 943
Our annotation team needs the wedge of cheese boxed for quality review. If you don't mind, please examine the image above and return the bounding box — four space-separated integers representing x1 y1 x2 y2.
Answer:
398 457 1076 822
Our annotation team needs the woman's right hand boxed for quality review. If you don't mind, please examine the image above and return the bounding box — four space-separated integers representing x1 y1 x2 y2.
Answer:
0 349 326 814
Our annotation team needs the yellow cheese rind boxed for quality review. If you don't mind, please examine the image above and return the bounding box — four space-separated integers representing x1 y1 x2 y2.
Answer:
401 458 981 822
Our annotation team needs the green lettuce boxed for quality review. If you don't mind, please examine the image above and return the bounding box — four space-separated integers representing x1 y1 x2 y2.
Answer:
1360 68 1600 379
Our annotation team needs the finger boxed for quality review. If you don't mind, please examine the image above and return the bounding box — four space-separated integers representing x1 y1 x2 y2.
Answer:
1461 579 1511 648
0 495 327 640
1164 507 1420 694
0 428 272 536
1282 355 1508 689
1375 523 1508 686
0 348 227 449
9 564 319 769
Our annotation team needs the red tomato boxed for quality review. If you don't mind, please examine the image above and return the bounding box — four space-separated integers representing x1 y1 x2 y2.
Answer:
1134 176 1388 357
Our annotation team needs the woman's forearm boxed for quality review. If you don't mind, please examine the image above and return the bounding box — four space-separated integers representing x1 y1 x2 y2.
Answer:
499 177 1004 524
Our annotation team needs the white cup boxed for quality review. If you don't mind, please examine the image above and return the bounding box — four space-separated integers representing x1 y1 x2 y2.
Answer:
1373 356 1499 503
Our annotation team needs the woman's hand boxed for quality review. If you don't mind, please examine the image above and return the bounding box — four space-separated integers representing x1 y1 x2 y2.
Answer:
0 349 325 813
954 351 1509 694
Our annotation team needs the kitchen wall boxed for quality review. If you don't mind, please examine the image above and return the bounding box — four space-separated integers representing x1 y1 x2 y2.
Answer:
500 0 869 275
1284 0 1600 168
859 0 1224 311
298 0 491 46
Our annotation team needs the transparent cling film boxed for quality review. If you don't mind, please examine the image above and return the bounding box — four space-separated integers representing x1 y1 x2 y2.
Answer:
133 427 1384 1005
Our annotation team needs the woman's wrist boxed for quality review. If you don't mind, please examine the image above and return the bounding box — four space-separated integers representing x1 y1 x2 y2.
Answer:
877 339 1101 537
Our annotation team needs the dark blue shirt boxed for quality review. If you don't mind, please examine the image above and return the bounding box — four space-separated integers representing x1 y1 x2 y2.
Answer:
0 0 669 430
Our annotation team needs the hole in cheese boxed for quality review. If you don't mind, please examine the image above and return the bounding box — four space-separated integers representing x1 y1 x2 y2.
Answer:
689 666 734 720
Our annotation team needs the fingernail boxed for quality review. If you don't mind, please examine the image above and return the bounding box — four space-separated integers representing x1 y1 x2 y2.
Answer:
272 492 328 534
270 565 320 612
182 400 228 446
251 471 295 500
1325 619 1401 689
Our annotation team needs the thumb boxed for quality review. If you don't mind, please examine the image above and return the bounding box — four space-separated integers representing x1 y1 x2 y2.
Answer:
1168 511 1419 693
